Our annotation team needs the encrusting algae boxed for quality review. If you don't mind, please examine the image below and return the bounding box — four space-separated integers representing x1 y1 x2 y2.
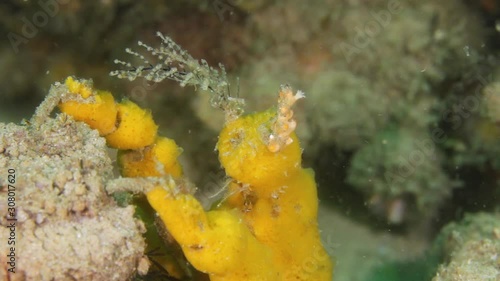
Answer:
56 32 333 280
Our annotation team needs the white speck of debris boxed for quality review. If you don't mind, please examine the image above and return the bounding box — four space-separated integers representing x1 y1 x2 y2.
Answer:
463 45 470 57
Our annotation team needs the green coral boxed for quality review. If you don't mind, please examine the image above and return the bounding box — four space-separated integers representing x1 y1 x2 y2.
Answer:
308 70 390 150
347 127 456 221
431 212 500 281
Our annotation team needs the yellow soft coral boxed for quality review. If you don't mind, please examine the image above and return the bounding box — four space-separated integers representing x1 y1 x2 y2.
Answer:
217 110 301 190
118 136 183 178
59 77 158 150
57 76 333 280
146 184 280 281
65 76 93 98
145 86 332 280
59 77 118 135
217 111 333 280
105 100 158 149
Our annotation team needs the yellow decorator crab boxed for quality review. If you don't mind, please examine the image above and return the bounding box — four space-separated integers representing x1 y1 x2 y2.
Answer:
57 34 332 280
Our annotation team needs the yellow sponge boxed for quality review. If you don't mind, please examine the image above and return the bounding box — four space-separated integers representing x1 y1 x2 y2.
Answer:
105 100 158 150
65 76 93 98
146 186 280 280
217 110 302 189
59 90 118 136
118 136 183 178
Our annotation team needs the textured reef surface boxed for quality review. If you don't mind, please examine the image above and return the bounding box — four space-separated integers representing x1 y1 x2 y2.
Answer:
1 0 499 280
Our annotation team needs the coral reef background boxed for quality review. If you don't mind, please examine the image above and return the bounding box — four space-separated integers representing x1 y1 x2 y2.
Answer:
0 116 147 280
0 0 499 280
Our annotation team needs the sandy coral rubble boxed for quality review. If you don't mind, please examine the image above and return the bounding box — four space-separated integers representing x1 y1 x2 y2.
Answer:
0 115 148 281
